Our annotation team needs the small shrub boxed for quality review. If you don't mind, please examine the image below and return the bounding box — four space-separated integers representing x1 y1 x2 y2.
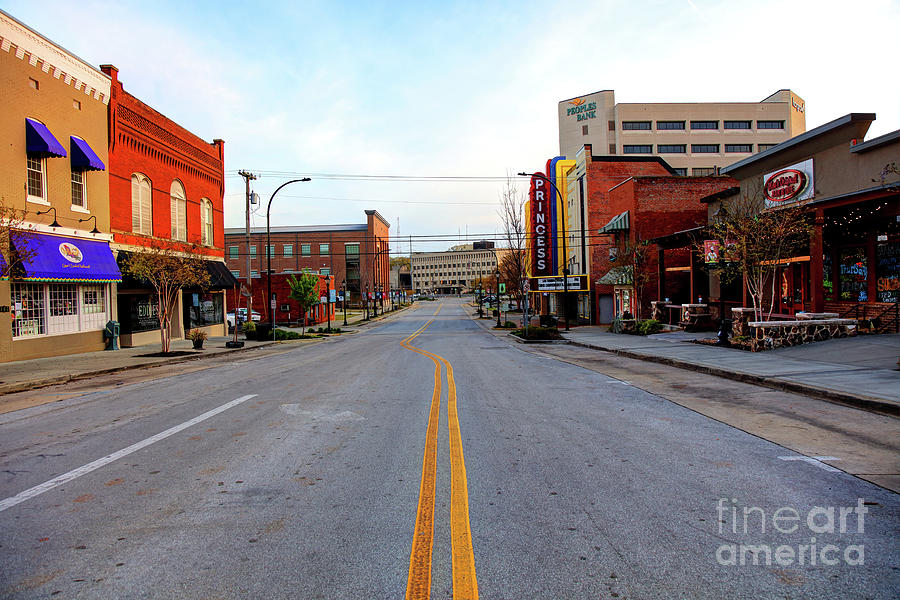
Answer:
186 328 208 341
242 320 256 333
274 329 301 340
512 326 562 340
636 319 662 336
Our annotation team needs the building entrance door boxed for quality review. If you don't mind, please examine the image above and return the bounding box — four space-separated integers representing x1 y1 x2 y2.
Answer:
777 262 809 315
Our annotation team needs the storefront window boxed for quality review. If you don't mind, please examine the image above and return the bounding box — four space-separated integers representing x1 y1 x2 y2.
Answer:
823 251 833 301
839 247 868 302
11 283 46 337
12 282 110 338
119 294 160 334
185 291 224 329
876 242 900 303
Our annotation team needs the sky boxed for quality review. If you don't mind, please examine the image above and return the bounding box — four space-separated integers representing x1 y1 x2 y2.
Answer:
5 0 899 254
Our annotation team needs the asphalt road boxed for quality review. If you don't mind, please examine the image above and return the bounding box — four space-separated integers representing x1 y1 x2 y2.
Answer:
0 298 897 599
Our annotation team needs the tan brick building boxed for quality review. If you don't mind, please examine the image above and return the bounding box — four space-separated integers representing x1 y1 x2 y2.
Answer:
559 89 806 174
1 10 116 362
411 244 499 294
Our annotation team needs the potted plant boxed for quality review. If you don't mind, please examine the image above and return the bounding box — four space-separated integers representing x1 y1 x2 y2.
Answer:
187 328 208 349
243 320 257 340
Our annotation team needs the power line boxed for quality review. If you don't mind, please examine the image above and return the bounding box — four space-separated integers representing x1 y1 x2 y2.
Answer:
225 170 528 183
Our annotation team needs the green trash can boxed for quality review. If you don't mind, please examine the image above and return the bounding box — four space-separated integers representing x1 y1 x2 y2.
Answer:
104 320 120 350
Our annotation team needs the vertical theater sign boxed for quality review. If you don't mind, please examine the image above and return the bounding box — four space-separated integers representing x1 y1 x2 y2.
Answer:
529 173 554 277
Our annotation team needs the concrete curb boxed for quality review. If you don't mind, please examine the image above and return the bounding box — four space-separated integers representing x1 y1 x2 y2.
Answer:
0 340 280 397
566 339 900 418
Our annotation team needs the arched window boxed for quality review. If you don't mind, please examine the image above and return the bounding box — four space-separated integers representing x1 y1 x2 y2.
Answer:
170 180 186 241
131 173 152 235
201 198 213 246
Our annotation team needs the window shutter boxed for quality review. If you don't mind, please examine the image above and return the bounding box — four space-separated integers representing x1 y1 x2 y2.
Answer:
141 179 152 235
132 176 141 232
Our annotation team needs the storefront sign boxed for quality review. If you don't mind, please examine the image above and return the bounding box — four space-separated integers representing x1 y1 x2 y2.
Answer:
704 240 720 263
529 173 553 276
764 159 814 208
532 275 588 292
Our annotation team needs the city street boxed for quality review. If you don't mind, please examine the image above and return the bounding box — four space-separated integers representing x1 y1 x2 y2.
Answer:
0 298 897 599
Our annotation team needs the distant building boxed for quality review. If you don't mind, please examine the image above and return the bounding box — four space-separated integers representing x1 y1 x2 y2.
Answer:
224 210 390 309
558 89 806 174
411 248 498 294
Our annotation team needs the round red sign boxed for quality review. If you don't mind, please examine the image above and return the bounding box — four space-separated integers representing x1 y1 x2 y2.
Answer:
764 168 808 202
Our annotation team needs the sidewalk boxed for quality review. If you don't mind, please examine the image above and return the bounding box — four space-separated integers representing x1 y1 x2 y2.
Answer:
0 303 412 398
561 327 900 416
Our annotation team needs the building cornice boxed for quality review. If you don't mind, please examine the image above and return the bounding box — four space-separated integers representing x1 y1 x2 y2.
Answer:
0 9 110 104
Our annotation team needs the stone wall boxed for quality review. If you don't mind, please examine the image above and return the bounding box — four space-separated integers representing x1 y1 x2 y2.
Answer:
747 319 857 352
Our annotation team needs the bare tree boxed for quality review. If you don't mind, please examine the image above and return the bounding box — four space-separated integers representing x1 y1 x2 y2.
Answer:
701 191 811 322
497 175 527 309
122 244 211 353
0 198 37 278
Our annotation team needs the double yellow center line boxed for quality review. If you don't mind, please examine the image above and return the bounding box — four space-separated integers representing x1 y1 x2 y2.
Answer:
402 304 478 599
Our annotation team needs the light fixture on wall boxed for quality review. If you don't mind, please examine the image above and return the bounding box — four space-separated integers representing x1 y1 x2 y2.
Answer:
78 214 101 234
36 207 60 227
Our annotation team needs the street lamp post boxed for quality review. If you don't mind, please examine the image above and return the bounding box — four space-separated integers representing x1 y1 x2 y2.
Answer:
496 269 502 328
267 178 311 340
342 279 348 326
364 282 369 320
518 171 570 331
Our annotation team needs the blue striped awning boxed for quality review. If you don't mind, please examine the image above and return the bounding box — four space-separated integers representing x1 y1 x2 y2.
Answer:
25 118 67 158
20 232 121 282
70 136 105 171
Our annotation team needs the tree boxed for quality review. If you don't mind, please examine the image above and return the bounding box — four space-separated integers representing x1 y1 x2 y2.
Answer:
0 198 37 279
700 192 812 322
497 175 527 310
122 244 211 353
615 237 652 319
288 271 319 335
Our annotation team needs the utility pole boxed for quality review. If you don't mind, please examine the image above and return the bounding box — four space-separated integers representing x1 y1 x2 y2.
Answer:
238 170 257 328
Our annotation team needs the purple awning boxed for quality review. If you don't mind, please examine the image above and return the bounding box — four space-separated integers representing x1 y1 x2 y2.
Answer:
25 118 67 158
70 136 105 171
20 232 121 282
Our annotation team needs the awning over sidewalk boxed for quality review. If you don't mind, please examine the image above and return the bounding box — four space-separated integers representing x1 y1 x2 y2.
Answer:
597 265 633 285
116 251 238 290
19 232 121 282
598 210 630 234
206 260 240 289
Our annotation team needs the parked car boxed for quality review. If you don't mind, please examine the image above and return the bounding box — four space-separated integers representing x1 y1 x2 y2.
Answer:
226 308 262 328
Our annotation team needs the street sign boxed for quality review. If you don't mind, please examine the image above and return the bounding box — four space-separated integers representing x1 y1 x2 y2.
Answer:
320 296 327 304
531 275 588 292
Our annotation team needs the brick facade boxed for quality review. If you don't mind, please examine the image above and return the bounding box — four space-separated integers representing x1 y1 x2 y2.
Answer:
228 273 335 327
601 175 737 317
224 210 390 307
101 65 225 258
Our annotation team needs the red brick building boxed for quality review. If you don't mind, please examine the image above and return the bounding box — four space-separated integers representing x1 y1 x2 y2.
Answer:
599 175 737 319
101 64 235 346
224 210 390 308
228 273 335 327
543 146 734 323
